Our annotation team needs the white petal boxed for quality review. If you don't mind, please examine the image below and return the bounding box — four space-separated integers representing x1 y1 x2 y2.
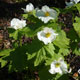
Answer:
60 61 68 74
73 0 80 4
26 5 30 12
25 3 34 12
38 17 53 23
49 69 56 74
55 67 63 74
20 20 26 27
36 10 44 17
65 1 74 7
42 5 50 12
29 3 34 11
37 27 58 44
49 10 57 19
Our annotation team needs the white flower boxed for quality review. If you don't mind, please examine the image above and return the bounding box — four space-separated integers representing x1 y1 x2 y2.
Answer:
36 5 57 23
37 27 58 45
22 3 34 13
49 59 68 74
11 18 26 30
65 1 74 7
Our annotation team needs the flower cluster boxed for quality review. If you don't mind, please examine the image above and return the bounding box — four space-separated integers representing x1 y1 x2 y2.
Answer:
9 3 71 77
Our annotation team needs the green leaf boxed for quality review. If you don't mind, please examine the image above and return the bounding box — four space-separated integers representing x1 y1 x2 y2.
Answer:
57 74 69 80
26 39 44 66
75 17 80 23
39 66 57 80
34 47 46 66
44 43 55 56
4 45 28 72
67 28 79 41
0 58 7 68
53 30 69 48
0 49 13 56
75 3 80 14
27 39 55 66
8 28 16 33
59 48 69 56
22 14 28 19
9 30 19 40
73 47 80 55
0 49 14 68
73 22 80 37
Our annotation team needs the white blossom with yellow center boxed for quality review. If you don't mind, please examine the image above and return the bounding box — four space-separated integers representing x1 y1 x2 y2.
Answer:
36 5 57 23
11 18 26 30
49 59 68 74
37 27 58 45
22 3 34 13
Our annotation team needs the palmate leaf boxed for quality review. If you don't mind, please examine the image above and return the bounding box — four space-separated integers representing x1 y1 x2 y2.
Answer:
0 49 14 68
53 30 69 49
34 44 55 66
73 22 80 38
75 3 80 14
73 17 80 38
26 39 55 66
34 47 46 66
67 28 79 41
67 28 80 55
8 28 18 40
44 43 55 56
59 48 69 56
53 30 70 56
26 39 44 66
0 49 13 56
73 47 80 55
8 27 34 40
0 58 7 68
3 45 28 72
21 26 43 37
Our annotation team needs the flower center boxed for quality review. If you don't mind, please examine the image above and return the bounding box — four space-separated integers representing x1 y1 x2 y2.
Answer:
45 12 50 17
55 63 60 68
45 32 51 38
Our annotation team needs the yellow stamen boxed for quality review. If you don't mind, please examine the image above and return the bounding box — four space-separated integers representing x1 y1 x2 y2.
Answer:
45 12 50 17
45 33 51 38
55 63 60 68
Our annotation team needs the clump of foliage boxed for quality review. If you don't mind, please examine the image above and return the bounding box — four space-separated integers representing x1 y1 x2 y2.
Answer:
0 0 80 80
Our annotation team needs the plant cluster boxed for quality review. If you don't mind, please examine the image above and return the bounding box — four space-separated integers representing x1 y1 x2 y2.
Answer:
0 0 80 80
